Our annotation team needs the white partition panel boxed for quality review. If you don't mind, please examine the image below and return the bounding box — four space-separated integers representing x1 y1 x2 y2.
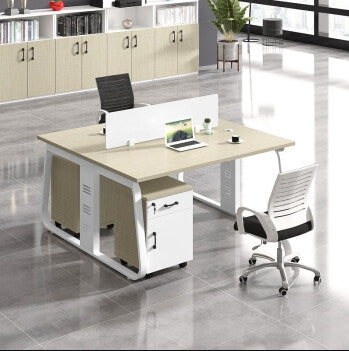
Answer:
105 94 218 149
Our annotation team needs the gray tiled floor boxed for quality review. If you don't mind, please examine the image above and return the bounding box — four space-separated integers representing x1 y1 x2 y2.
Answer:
0 36 348 349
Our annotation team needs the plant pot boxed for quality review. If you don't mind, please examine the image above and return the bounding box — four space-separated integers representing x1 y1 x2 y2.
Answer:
50 1 64 11
202 122 213 135
217 40 239 61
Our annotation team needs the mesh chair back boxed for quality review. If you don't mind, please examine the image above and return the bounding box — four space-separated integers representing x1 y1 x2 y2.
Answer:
96 74 134 113
268 164 317 231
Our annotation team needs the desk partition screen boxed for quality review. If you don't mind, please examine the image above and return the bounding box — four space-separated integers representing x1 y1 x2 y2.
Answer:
105 94 218 149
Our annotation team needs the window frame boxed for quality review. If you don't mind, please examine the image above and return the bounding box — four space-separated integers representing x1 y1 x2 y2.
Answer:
246 0 349 50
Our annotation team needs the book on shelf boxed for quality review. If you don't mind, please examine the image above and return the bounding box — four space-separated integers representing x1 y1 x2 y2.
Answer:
0 19 39 44
57 12 103 37
156 5 196 26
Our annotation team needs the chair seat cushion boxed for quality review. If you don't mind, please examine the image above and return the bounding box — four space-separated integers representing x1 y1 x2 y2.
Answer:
233 212 313 241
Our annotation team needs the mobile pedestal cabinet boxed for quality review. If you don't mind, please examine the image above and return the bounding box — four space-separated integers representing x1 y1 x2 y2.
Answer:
113 176 193 274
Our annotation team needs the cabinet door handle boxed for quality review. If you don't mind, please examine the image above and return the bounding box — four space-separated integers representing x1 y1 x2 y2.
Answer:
172 30 176 43
21 48 25 62
126 35 130 49
151 202 156 214
75 41 80 55
152 232 157 249
164 201 179 208
179 29 183 42
84 40 88 54
134 35 138 48
30 47 35 61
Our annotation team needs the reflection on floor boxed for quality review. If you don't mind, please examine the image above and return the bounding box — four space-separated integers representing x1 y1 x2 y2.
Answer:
0 37 348 349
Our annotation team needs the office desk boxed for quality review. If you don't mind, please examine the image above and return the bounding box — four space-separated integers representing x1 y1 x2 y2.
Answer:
38 119 294 280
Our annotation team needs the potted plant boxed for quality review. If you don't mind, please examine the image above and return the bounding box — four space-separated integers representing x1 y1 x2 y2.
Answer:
207 0 251 62
203 118 213 135
50 0 65 11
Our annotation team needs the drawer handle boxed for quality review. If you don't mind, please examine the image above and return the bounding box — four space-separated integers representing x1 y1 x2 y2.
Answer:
151 202 156 214
164 201 179 208
152 232 157 249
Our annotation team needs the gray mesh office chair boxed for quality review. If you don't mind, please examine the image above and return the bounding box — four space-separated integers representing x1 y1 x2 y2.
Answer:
96 73 150 125
234 164 321 296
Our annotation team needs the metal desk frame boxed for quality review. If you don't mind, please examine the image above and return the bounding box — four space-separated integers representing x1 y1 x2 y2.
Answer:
42 139 285 280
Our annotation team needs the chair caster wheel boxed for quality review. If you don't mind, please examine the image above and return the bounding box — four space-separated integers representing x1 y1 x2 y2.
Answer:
55 221 62 229
291 256 300 263
120 259 127 266
249 257 257 266
179 262 187 268
107 224 114 230
314 276 321 285
279 287 288 296
239 276 247 283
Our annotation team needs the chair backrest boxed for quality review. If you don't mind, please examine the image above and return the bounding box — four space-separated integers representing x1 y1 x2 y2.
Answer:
268 164 317 231
96 74 134 113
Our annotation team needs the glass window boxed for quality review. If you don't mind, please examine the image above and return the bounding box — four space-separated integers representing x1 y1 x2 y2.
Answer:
319 0 349 10
241 3 314 34
319 13 349 40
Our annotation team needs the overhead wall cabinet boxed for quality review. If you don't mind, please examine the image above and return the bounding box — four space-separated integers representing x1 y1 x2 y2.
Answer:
0 1 199 103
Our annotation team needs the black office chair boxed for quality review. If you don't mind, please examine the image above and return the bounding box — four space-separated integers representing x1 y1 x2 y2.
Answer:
96 73 150 125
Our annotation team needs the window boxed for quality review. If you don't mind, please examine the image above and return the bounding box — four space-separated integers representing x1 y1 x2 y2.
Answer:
241 0 349 49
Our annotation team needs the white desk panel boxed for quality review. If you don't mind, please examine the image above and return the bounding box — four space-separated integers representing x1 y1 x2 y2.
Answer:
105 94 218 149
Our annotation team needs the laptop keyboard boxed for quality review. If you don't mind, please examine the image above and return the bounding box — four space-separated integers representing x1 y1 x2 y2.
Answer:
171 140 201 149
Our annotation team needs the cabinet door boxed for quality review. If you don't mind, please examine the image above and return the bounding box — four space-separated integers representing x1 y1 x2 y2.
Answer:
56 37 82 93
155 26 178 78
107 31 131 76
131 28 154 82
177 23 199 75
0 43 27 102
28 40 56 98
147 209 193 273
81 33 107 90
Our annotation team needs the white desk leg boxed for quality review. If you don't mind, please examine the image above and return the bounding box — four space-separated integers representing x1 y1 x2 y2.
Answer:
80 165 100 254
131 182 147 277
41 148 53 230
220 159 241 215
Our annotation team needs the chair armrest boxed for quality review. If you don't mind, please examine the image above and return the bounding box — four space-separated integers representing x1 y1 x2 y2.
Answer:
134 103 151 108
97 110 109 124
236 207 278 242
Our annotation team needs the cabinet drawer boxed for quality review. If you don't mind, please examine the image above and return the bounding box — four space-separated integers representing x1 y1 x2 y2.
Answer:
145 190 192 219
146 208 193 274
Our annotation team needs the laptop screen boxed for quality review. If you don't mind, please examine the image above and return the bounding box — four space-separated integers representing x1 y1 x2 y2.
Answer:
165 118 194 144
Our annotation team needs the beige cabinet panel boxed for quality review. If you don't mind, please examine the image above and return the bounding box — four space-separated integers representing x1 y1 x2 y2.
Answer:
131 28 154 82
51 155 118 234
0 43 28 102
28 40 56 98
107 31 132 76
177 23 199 75
55 37 82 93
81 33 107 90
155 26 178 78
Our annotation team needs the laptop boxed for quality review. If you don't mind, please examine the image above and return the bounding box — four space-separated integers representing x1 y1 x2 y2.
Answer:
165 118 207 152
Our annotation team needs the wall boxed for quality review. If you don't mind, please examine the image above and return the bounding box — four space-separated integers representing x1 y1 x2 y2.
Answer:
199 0 216 66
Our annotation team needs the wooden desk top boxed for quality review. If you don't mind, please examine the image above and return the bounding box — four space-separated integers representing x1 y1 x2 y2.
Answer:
38 119 295 183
